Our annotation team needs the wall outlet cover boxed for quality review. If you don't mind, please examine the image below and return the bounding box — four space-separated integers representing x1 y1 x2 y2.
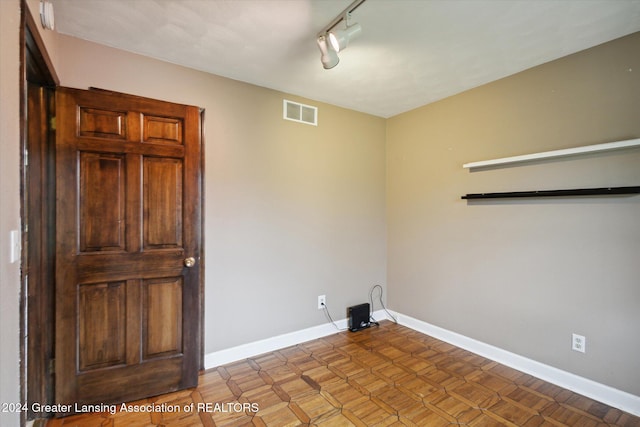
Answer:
572 333 586 353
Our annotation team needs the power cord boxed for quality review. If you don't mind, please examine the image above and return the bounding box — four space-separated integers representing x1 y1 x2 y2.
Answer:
321 302 348 331
369 284 398 324
321 285 397 332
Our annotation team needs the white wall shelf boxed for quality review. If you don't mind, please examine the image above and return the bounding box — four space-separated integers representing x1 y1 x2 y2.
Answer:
463 138 640 170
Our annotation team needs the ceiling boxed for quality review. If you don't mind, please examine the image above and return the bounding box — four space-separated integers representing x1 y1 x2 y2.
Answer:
53 0 640 118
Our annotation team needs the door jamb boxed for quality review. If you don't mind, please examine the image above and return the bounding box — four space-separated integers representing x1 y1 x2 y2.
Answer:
20 0 58 423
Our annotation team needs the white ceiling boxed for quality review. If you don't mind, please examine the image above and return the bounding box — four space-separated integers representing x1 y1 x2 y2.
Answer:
53 0 640 118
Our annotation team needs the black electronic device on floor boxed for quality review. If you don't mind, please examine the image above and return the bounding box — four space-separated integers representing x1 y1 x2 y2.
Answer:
348 303 371 332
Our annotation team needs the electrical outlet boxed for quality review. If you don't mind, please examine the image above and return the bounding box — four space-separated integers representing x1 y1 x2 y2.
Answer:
572 333 586 353
317 295 326 310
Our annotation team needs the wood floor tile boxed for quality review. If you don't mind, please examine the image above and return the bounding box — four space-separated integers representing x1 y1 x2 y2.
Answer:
315 412 358 427
347 351 390 370
261 364 299 384
237 383 284 410
275 376 318 400
470 371 517 394
294 392 340 424
488 399 541 426
344 399 397 426
394 354 432 375
347 371 391 396
615 413 640 427
322 380 368 408
374 385 422 415
503 386 554 413
328 359 367 380
428 390 476 420
46 321 640 426
395 375 438 401
448 381 501 409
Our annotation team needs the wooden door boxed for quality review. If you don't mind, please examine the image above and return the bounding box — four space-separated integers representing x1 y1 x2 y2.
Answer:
55 87 202 409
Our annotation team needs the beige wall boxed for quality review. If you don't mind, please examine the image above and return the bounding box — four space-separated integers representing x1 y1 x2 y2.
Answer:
53 34 387 352
387 32 640 395
0 0 23 425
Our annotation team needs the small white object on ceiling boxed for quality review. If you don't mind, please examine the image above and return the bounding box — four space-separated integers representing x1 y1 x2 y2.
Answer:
40 0 55 30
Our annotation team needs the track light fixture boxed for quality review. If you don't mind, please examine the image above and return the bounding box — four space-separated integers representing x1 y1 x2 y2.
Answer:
317 0 367 69
329 20 362 53
316 35 340 69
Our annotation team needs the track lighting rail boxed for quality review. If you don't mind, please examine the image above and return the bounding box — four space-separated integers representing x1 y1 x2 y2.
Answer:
317 0 367 36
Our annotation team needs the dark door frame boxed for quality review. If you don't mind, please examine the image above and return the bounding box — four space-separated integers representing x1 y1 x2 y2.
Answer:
20 0 58 424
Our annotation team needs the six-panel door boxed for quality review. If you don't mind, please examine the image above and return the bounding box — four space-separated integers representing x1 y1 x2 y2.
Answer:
55 87 201 410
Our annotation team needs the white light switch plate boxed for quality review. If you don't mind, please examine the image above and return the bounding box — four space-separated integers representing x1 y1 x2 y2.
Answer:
10 230 21 263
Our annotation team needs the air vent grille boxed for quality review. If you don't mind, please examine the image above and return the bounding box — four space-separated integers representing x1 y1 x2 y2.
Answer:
283 99 317 126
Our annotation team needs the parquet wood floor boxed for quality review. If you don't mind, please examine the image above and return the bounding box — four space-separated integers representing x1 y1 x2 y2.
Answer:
47 322 640 426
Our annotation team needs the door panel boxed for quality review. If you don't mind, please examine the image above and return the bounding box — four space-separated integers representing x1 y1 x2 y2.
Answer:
143 114 183 145
79 107 127 140
55 87 202 409
78 282 127 371
144 157 183 249
143 277 183 359
79 152 126 252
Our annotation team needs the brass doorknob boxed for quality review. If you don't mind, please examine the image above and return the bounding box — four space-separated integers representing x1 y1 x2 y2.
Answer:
184 257 196 268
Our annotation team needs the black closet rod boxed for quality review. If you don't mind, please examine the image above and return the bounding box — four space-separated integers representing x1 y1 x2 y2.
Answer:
462 186 640 200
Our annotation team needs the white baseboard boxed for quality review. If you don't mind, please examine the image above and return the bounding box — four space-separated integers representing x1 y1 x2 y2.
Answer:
204 309 389 369
203 309 639 416
394 311 640 417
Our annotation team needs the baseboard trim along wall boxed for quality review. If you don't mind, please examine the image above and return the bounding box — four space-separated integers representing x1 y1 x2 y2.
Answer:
203 310 640 417
395 312 640 417
204 310 390 369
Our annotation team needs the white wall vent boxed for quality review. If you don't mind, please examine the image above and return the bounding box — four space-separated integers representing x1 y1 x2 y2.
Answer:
283 99 317 126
